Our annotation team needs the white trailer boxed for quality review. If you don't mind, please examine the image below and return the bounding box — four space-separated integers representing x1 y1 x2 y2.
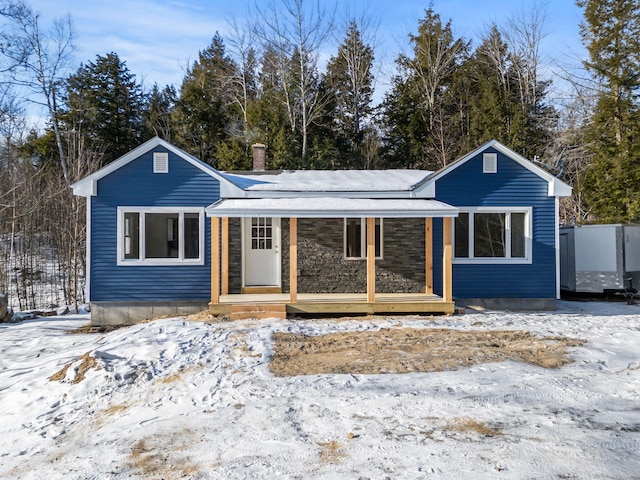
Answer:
560 224 640 294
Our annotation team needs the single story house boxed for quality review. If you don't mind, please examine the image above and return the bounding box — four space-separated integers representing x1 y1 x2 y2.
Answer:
71 137 571 325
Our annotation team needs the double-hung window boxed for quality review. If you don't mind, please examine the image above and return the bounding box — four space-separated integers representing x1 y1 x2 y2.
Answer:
344 218 383 259
118 207 205 265
453 207 531 263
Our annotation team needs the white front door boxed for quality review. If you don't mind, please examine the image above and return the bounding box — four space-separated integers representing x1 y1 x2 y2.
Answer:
243 217 281 286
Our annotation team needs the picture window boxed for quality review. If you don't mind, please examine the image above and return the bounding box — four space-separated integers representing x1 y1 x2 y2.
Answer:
454 208 531 263
118 208 204 265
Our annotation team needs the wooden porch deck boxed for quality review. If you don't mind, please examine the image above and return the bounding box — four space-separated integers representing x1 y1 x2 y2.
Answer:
208 292 456 319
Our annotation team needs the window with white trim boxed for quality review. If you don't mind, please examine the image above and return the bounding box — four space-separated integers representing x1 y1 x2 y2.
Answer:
118 207 205 265
453 208 532 263
344 218 383 259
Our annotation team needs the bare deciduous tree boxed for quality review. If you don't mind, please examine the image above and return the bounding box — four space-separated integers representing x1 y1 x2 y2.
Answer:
504 3 548 115
0 0 74 185
398 9 468 131
252 0 335 161
227 15 259 146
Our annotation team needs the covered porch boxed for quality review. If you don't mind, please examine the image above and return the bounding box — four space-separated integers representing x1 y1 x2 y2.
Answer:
206 198 458 319
208 292 453 319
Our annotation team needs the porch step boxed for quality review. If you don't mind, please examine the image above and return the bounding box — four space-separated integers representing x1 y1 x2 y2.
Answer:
228 303 287 321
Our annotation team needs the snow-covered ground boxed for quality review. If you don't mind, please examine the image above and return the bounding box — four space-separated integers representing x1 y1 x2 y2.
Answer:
1 301 639 479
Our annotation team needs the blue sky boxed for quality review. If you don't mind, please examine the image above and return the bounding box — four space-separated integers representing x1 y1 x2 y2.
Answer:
28 0 585 98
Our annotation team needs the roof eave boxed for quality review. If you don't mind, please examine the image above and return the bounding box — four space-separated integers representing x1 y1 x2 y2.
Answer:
206 208 458 218
70 178 96 197
205 198 459 218
421 139 573 198
549 179 573 197
70 136 244 197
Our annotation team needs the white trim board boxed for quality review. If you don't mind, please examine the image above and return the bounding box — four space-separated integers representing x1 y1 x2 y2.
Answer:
452 206 533 265
206 198 459 218
71 137 244 198
414 139 572 198
116 206 205 266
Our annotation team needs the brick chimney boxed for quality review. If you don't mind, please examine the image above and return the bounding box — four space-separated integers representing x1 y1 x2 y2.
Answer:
252 143 266 171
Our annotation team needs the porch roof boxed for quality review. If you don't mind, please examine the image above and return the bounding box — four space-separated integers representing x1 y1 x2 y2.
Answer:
205 197 458 218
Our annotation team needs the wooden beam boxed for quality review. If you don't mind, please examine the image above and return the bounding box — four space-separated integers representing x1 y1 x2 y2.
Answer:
425 217 433 294
287 298 455 315
366 217 375 303
289 217 298 303
221 217 229 295
443 217 453 302
211 217 220 304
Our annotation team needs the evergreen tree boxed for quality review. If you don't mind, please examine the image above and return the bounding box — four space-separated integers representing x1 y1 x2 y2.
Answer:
253 0 333 164
144 83 176 141
172 34 246 169
578 0 640 222
463 24 546 153
324 21 375 168
381 8 469 169
466 26 512 144
65 52 147 164
380 75 427 168
248 45 300 170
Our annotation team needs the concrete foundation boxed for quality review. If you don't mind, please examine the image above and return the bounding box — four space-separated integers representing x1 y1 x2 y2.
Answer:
91 301 210 326
455 298 557 311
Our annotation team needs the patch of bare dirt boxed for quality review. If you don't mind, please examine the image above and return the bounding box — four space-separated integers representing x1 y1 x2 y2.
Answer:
128 431 202 479
69 323 129 334
447 417 502 437
184 310 225 322
318 440 345 464
49 352 101 383
269 328 586 376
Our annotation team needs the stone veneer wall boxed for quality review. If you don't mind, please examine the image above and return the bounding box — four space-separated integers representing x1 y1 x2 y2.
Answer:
228 218 243 293
283 217 425 294
227 217 426 294
376 218 426 293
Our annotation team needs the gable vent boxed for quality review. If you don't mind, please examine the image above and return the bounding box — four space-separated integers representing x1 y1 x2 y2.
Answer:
153 152 169 173
483 153 497 173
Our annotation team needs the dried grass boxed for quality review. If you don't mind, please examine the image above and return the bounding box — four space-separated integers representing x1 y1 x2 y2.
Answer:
49 352 100 384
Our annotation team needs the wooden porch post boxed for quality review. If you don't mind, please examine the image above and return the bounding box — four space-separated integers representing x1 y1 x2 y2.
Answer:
425 217 433 295
443 217 453 302
211 217 220 304
221 217 229 295
290 217 297 303
366 217 375 303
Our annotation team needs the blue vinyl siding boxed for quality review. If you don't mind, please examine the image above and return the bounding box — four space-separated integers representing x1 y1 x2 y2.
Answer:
433 148 557 299
90 146 219 301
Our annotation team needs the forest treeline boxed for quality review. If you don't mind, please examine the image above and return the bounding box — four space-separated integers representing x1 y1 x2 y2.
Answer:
0 0 639 309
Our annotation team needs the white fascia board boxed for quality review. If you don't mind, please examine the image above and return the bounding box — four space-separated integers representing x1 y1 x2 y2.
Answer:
206 198 459 218
71 137 164 197
549 178 573 197
220 179 248 197
418 139 572 198
70 136 241 197
412 181 436 198
71 178 97 197
489 142 572 198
